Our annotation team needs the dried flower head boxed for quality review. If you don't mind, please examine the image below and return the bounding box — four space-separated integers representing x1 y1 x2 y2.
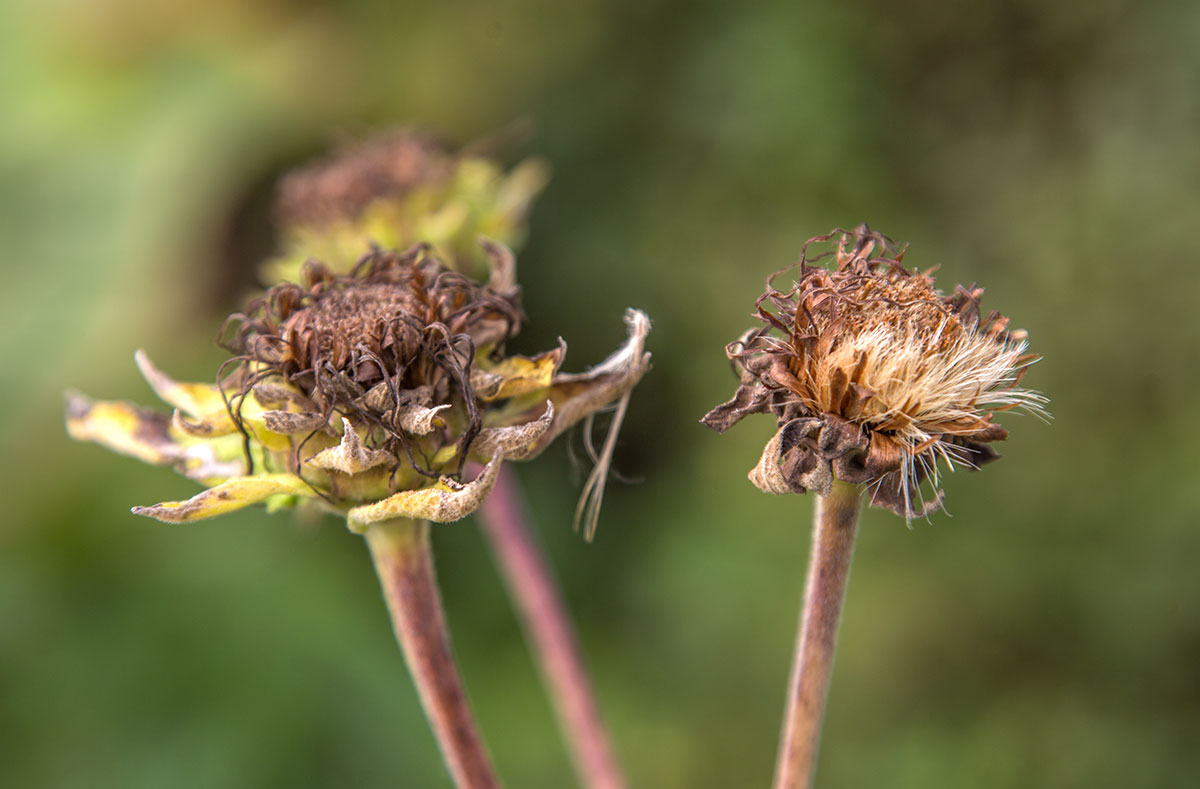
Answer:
68 241 650 536
265 129 549 284
702 225 1045 517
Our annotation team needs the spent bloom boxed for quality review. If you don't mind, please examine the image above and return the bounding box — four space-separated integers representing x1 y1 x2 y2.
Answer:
702 225 1045 517
265 128 549 285
67 242 649 535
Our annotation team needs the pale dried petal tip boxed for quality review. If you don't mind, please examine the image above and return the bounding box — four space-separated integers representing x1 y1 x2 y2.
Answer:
480 236 517 294
308 418 396 475
346 452 504 531
528 308 651 456
134 350 232 428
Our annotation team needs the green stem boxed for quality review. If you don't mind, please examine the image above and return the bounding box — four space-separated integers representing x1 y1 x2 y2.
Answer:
364 519 501 789
772 480 864 789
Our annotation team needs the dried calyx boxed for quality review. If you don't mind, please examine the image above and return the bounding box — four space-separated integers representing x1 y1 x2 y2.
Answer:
702 225 1045 518
221 242 522 477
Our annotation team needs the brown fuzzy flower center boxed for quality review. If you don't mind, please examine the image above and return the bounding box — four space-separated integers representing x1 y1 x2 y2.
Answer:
280 281 432 388
220 247 524 477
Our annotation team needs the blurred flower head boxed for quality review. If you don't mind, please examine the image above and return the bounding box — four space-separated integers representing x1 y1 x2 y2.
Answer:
68 241 650 535
265 128 550 285
702 225 1045 518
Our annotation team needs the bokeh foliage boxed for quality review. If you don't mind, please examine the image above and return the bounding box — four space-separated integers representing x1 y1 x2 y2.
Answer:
3 0 1199 786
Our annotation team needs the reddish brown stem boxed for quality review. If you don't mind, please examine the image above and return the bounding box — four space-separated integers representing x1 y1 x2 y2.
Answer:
773 480 863 789
365 519 501 789
477 467 625 789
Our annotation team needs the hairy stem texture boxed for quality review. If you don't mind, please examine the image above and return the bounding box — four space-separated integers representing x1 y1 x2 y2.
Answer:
478 467 625 789
365 519 500 789
773 480 864 789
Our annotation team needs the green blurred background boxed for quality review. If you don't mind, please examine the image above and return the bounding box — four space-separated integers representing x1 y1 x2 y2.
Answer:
4 0 1199 786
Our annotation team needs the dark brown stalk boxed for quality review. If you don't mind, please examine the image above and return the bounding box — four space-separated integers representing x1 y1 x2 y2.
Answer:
477 466 625 789
773 480 864 789
364 518 501 789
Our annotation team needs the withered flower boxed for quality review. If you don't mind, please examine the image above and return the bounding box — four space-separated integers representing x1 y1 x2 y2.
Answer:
67 241 650 534
67 124 641 786
703 225 1046 789
702 225 1045 518
265 129 549 284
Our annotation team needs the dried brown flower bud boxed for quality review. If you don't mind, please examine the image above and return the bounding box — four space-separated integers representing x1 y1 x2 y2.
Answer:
702 225 1045 518
275 130 454 229
265 129 549 284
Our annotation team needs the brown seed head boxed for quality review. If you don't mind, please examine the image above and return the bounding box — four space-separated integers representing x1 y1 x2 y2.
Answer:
221 243 523 474
702 225 1045 518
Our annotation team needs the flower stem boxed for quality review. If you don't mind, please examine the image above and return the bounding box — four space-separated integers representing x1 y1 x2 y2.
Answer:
477 467 625 789
364 518 501 789
773 480 864 789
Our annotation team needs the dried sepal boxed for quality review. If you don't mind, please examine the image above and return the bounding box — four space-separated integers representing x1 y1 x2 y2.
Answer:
470 401 554 461
308 418 396 475
132 474 315 523
261 410 331 435
392 403 452 436
346 453 504 531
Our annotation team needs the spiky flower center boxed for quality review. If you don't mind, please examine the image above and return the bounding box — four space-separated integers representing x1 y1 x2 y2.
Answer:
220 246 523 474
226 248 519 402
781 265 1015 445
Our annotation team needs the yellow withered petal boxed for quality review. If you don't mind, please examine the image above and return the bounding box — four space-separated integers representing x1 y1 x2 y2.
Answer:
131 474 316 523
346 453 503 531
65 392 242 483
66 392 179 467
135 350 235 433
471 341 566 401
